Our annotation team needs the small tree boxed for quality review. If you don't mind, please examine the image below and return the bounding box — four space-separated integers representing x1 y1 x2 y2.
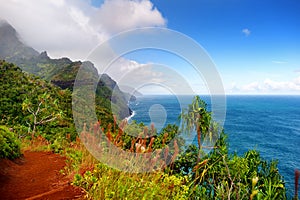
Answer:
180 96 212 160
22 92 62 138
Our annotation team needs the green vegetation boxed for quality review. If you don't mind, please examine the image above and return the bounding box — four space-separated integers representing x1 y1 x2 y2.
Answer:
0 125 21 159
0 60 76 140
0 60 293 199
70 122 286 199
181 96 212 150
73 165 189 199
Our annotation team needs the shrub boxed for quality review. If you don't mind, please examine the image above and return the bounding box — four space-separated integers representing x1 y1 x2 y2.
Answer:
0 126 21 159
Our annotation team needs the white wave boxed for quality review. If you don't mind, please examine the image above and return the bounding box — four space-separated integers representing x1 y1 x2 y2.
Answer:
125 110 136 122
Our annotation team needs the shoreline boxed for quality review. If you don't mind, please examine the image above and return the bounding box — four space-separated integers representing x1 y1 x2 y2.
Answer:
125 110 135 122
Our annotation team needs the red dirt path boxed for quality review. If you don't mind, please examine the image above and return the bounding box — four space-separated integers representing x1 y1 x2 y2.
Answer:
0 151 84 200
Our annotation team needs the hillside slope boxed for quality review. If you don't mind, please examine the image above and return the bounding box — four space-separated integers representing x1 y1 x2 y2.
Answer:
0 20 39 63
0 21 132 119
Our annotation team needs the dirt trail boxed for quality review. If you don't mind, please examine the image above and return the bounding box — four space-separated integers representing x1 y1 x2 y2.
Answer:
0 151 84 200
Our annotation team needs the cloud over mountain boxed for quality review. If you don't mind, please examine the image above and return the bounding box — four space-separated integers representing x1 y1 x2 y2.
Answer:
0 0 166 60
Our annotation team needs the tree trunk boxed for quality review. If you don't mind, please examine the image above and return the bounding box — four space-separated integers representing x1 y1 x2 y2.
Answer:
32 114 37 139
197 124 201 149
197 124 201 162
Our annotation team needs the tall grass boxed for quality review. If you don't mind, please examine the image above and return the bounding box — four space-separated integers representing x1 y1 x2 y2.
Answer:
16 116 289 199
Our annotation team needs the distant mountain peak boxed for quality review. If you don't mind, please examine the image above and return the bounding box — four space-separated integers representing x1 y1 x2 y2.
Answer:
0 19 6 25
38 51 50 60
0 20 18 41
0 20 39 61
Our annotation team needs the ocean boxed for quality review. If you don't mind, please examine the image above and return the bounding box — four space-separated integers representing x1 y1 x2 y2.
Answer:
128 95 300 197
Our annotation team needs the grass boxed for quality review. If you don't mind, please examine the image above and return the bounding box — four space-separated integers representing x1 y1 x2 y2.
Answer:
19 133 190 199
15 120 289 200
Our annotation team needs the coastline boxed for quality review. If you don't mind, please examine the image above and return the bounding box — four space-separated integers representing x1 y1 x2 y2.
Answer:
124 95 300 196
125 110 135 122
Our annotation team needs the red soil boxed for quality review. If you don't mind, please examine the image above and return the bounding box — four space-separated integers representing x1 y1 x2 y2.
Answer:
0 151 84 200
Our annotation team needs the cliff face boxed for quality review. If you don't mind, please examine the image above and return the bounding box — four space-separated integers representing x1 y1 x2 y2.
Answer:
0 21 132 119
97 74 133 118
0 20 39 62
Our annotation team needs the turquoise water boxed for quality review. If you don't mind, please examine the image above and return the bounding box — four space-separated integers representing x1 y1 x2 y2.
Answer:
128 95 300 197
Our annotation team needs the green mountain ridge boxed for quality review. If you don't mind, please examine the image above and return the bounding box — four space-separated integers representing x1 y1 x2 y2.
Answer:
0 60 118 140
0 21 133 119
0 60 74 133
0 20 39 62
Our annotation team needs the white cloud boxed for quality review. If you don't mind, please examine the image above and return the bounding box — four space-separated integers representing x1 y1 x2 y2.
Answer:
117 58 148 72
242 28 251 37
0 0 166 60
263 78 300 91
272 60 287 64
90 0 166 34
229 76 300 94
241 81 261 92
48 0 65 7
105 60 195 95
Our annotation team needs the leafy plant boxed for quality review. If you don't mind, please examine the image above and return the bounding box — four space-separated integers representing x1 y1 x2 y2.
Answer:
0 62 290 199
22 92 63 138
0 125 21 159
180 96 220 164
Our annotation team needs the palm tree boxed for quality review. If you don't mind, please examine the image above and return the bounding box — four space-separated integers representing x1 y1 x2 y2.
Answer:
180 96 211 151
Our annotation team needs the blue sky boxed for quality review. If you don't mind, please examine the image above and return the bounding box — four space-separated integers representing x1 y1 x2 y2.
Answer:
1 0 300 94
91 0 300 94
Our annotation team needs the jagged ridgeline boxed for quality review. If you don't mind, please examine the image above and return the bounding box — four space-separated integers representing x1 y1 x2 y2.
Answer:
0 21 133 126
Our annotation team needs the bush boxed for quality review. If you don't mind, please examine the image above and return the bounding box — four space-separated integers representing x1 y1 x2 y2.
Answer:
0 126 21 159
73 163 189 199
